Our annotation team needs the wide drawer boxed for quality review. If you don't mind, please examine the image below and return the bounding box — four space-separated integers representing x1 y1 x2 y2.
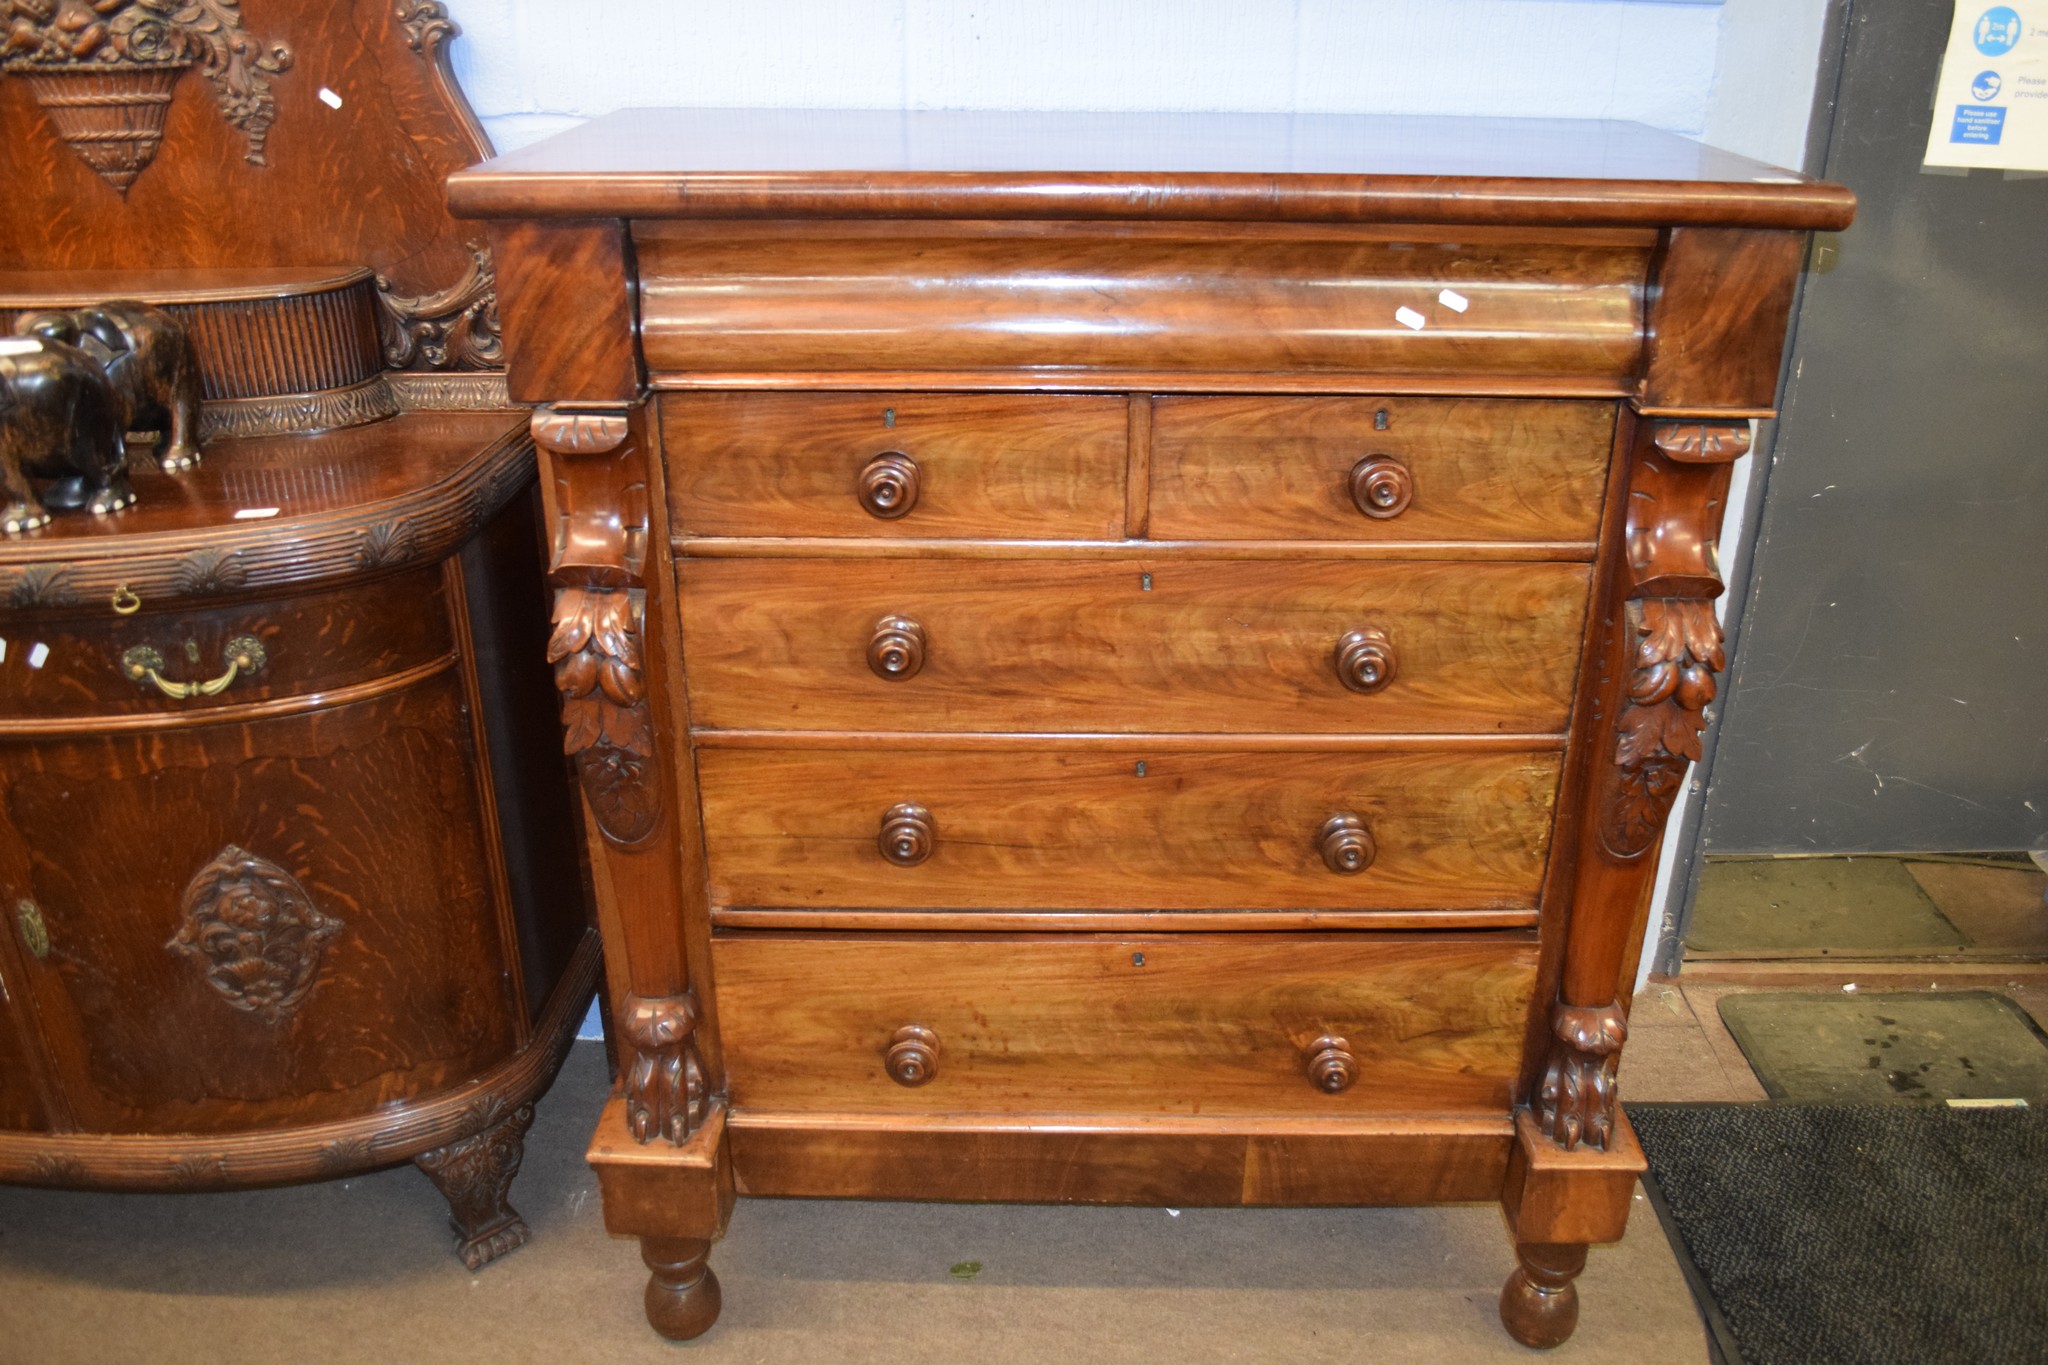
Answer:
665 392 1128 539
697 746 1560 912
680 558 1591 734
711 932 1537 1116
1149 396 1613 543
0 565 452 726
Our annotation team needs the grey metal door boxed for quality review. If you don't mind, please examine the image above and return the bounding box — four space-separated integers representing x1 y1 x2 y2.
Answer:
1698 0 2048 857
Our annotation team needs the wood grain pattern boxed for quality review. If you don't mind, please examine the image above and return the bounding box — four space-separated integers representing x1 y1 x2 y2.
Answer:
1149 396 1614 542
711 933 1537 1115
1639 227 1807 411
663 392 1128 539
727 1111 1512 1206
0 565 450 723
0 678 512 1134
697 747 1560 912
488 219 639 403
632 221 1648 384
680 558 1592 734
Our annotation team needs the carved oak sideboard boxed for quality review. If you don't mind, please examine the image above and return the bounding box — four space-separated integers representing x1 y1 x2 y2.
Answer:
450 109 1855 1343
0 1 594 1268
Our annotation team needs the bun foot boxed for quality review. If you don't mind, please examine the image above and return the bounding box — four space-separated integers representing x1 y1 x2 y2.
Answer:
1499 1241 1587 1349
643 1236 723 1341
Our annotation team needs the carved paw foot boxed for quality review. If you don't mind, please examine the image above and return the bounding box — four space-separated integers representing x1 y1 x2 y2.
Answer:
642 1237 723 1341
1499 1242 1587 1349
415 1102 536 1271
158 446 203 474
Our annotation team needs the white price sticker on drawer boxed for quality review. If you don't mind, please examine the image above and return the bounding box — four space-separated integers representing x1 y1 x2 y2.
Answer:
1394 306 1427 331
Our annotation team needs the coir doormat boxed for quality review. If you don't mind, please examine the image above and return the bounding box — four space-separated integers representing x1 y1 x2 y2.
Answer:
1630 1103 2048 1365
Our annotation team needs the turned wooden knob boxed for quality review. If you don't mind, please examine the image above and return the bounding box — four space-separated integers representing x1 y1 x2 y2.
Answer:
878 803 935 866
1349 455 1414 519
1306 1036 1358 1093
867 615 927 680
857 452 920 518
1318 812 1375 875
1334 628 1397 693
886 1024 940 1085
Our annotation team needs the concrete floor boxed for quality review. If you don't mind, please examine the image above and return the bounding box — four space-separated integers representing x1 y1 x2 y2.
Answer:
11 968 2045 1363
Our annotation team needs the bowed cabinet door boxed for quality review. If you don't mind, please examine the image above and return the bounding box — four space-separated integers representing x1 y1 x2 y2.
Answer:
0 673 519 1136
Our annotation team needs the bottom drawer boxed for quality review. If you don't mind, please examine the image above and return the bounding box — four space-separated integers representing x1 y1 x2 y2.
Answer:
712 932 1536 1117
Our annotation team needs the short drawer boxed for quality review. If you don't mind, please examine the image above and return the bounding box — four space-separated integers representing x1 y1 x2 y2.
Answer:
698 745 1560 912
664 393 1128 539
1149 396 1614 543
711 932 1537 1116
681 558 1591 734
0 565 453 725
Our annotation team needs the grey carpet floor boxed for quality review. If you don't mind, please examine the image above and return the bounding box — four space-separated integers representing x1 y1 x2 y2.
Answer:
0 1043 1706 1364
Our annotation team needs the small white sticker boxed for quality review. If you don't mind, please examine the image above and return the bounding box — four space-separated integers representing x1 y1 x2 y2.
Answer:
0 337 44 357
1394 306 1427 331
27 642 50 669
1437 289 1470 313
0 638 7 662
1751 175 1804 184
234 507 281 520
318 87 343 109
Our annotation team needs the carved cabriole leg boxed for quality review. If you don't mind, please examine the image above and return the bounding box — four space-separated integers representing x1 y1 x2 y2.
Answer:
642 1237 723 1342
414 1102 536 1270
1536 417 1750 1155
531 404 730 1337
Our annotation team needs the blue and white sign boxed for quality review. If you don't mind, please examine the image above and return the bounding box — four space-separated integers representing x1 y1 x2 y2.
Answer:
1926 3 2048 170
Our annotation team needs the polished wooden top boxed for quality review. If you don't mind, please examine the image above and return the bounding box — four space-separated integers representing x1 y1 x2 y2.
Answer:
448 108 1855 230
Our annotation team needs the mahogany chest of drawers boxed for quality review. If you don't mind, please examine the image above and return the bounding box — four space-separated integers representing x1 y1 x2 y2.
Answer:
450 109 1854 1346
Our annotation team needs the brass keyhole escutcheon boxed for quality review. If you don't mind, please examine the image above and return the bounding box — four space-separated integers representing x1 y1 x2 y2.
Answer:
15 899 49 960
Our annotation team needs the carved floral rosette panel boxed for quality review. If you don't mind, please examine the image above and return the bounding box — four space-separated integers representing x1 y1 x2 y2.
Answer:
621 992 707 1146
166 844 342 1023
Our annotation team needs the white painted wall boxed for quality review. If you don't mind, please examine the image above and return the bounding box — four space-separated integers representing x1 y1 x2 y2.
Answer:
441 1 1832 1015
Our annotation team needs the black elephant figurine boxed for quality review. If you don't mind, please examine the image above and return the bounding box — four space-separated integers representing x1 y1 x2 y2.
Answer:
14 300 203 472
0 334 132 534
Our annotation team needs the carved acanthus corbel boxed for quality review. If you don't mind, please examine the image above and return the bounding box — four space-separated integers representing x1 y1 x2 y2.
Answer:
533 408 662 847
622 992 707 1146
1536 1002 1626 1152
1595 418 1747 860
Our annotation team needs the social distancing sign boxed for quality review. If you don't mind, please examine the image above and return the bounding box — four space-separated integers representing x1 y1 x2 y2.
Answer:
1924 4 2048 171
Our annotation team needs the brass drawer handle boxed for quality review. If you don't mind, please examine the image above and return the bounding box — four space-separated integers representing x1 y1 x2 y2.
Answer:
886 1024 940 1086
121 635 268 699
1334 627 1397 694
867 615 927 680
1318 812 1375 875
857 451 921 519
1349 455 1414 519
878 803 935 867
1306 1035 1357 1093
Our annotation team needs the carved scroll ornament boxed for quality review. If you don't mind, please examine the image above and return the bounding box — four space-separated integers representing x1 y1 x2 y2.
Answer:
622 993 707 1146
376 244 504 372
3 0 293 192
167 844 341 1022
1535 1001 1626 1152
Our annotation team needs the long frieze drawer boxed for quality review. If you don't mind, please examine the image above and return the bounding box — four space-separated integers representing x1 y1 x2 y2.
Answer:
697 747 1560 912
0 565 452 726
680 558 1591 734
711 932 1538 1116
1150 396 1613 543
664 393 1128 539
634 220 1649 383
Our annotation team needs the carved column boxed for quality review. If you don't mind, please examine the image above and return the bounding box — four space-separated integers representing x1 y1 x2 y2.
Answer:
531 406 708 1148
1539 417 1749 1152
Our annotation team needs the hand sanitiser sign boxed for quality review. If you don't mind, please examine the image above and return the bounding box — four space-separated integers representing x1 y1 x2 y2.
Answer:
1924 5 2048 171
